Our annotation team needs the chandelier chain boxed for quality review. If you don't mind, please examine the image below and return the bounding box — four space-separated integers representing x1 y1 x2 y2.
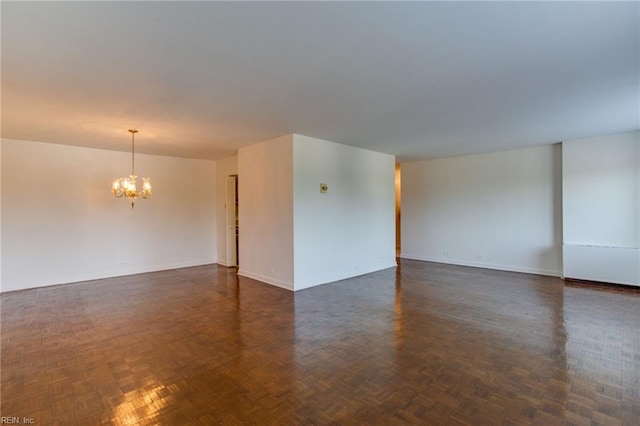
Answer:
130 129 137 176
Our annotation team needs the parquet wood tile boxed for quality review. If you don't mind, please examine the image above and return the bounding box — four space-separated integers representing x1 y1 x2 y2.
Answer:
1 259 639 424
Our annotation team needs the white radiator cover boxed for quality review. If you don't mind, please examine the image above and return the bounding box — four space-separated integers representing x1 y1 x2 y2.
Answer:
563 244 640 286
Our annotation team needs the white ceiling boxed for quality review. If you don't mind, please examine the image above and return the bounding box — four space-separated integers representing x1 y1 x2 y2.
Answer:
2 1 638 161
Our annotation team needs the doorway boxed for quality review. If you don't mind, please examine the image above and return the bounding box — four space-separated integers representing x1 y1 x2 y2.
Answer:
226 175 239 267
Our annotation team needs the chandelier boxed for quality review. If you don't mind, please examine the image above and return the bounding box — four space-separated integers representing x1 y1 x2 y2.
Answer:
112 129 152 208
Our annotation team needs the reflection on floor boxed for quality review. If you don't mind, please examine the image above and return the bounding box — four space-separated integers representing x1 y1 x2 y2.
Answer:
1 259 638 424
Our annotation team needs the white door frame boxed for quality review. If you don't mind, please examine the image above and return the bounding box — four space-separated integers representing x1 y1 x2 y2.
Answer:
226 175 238 267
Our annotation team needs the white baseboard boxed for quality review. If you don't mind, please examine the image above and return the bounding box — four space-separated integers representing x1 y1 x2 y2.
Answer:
1 259 217 293
237 269 294 291
293 262 398 291
399 254 561 277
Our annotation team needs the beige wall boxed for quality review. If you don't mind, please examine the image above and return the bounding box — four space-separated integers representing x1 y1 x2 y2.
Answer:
1 138 217 292
292 134 396 290
238 135 294 290
402 144 562 276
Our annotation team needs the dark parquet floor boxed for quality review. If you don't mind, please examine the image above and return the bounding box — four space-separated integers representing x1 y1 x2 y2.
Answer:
1 259 639 425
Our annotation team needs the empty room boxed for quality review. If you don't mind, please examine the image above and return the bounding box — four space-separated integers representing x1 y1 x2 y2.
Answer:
1 1 639 425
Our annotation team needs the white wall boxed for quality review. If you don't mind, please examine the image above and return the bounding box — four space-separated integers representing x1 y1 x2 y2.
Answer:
563 131 639 247
215 154 238 266
562 131 639 285
1 138 217 292
401 145 562 276
238 135 294 290
292 135 396 290
0 141 3 290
